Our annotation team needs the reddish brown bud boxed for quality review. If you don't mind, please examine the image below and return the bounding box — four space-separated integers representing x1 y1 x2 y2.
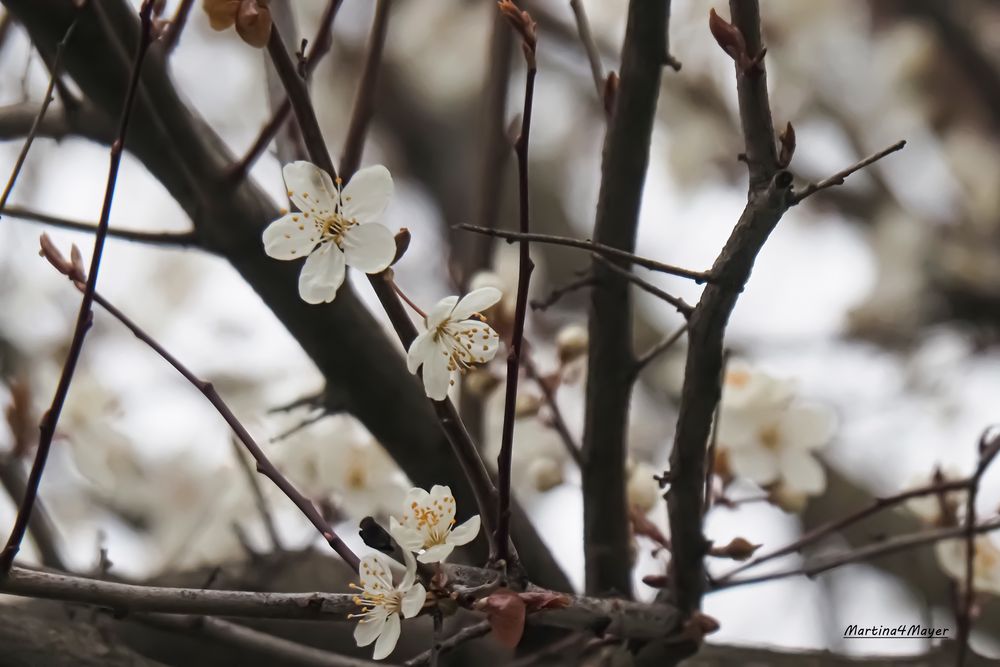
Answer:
235 0 272 48
391 227 411 266
709 9 747 64
602 71 619 116
708 536 761 561
778 121 796 168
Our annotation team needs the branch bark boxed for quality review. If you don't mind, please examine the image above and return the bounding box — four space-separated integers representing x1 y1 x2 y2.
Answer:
581 0 671 597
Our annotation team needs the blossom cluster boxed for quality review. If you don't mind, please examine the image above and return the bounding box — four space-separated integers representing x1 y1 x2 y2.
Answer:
349 484 480 659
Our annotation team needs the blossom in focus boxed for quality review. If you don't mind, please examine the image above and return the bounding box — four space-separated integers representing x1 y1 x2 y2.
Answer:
350 551 426 660
203 0 272 48
263 162 396 304
715 361 835 506
406 288 502 400
389 485 480 563
935 537 1000 597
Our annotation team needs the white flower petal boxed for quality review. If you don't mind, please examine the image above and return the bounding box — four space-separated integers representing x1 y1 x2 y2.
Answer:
417 543 455 563
422 341 453 401
298 243 346 304
343 223 396 273
780 404 836 451
715 409 767 450
404 486 431 508
360 553 395 590
446 514 480 547
778 449 826 495
727 446 780 486
342 165 393 224
407 330 436 374
400 548 417 590
451 287 502 321
428 485 456 525
426 296 459 329
283 161 337 218
372 612 400 660
389 518 425 554
262 213 319 260
401 583 426 618
354 609 387 648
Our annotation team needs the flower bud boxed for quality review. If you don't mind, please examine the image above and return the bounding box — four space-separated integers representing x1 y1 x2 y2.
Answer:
528 457 563 492
627 462 661 514
555 324 588 364
235 0 272 48
514 393 542 418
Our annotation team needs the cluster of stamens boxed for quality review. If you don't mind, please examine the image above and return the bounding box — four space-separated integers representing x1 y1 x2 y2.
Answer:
285 177 358 252
402 495 457 545
433 313 500 383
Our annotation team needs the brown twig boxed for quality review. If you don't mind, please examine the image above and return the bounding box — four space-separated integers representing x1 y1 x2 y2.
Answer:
0 16 78 218
713 516 1000 591
404 620 492 667
0 457 64 570
529 273 593 311
568 0 604 103
631 323 687 378
957 430 1000 666
0 2 155 574
1 205 199 246
791 140 906 204
716 478 973 582
456 225 713 284
160 0 194 53
228 0 344 180
229 437 284 553
702 350 729 516
339 0 393 179
494 0 538 568
523 355 582 467
593 255 694 318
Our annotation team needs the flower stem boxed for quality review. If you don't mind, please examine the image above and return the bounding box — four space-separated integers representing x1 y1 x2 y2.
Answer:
389 277 427 319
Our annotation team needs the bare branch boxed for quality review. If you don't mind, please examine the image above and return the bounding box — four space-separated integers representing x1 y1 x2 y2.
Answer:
456 225 713 284
791 140 906 204
404 621 491 667
2 205 199 246
495 2 539 567
0 15 78 217
593 255 693 318
523 355 582 468
631 324 687 378
568 0 605 103
160 0 194 53
229 437 284 553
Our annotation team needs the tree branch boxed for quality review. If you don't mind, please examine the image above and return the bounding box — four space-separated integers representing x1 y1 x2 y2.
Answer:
1 205 199 246
791 140 906 204
593 255 693 318
581 0 671 597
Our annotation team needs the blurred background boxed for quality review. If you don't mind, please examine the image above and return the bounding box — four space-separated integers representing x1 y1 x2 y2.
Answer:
1 0 1000 662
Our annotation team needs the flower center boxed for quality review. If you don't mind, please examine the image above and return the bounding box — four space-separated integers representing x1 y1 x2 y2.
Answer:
433 320 493 375
758 423 782 451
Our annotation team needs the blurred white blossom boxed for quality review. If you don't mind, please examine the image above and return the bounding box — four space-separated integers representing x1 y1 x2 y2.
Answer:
627 461 662 514
935 537 1000 597
716 361 835 507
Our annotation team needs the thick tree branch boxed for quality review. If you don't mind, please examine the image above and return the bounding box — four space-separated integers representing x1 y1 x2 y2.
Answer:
581 0 671 597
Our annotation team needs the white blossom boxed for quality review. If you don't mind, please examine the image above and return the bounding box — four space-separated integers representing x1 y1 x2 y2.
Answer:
716 361 835 503
406 288 502 401
263 162 396 304
389 485 480 563
627 461 662 514
904 467 967 526
350 551 426 660
935 537 1000 597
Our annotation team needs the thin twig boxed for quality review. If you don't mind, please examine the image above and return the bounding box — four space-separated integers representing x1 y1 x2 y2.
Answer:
957 431 1000 666
791 140 906 204
529 273 593 311
161 0 195 53
404 621 492 667
523 355 581 467
713 516 1000 591
568 0 604 103
0 457 64 570
631 323 687 378
1 205 199 246
716 478 973 582
0 3 155 574
228 0 344 180
495 2 538 567
456 225 713 284
339 0 393 179
593 255 693 318
0 16 78 218
229 438 284 553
